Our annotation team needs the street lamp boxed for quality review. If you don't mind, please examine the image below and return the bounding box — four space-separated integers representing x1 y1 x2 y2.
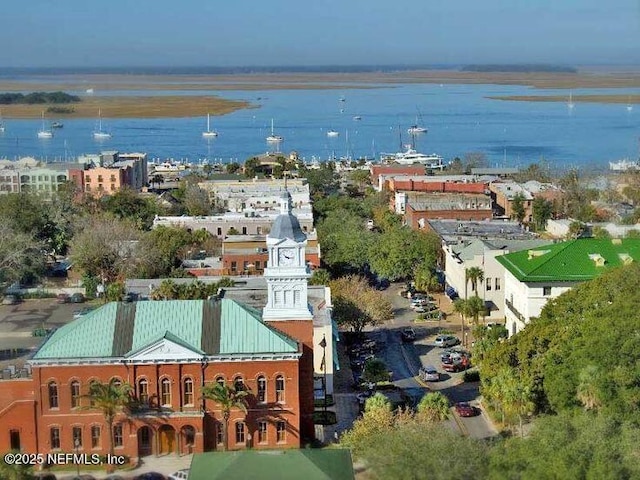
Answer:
319 335 327 417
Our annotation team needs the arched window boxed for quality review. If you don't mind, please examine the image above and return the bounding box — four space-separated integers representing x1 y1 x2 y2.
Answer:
88 380 98 407
215 376 225 387
257 376 267 403
70 380 81 408
275 375 285 403
160 378 171 406
138 378 149 404
183 378 194 406
48 381 59 409
235 421 245 444
234 376 244 392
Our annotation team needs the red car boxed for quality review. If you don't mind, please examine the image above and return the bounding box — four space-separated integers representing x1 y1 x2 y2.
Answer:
455 402 478 417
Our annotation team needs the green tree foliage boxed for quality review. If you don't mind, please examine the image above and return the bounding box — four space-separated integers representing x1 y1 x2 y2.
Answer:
149 278 234 300
317 209 373 272
479 263 640 420
201 383 248 451
329 276 393 333
299 166 340 199
488 412 640 480
226 162 241 174
368 227 440 281
342 405 488 480
0 91 80 104
0 456 33 480
308 268 331 286
136 226 203 278
416 392 450 422
106 282 126 302
511 193 526 223
559 169 599 221
84 379 133 461
413 264 441 293
531 197 553 231
465 295 487 325
465 266 484 296
362 358 390 384
101 188 160 230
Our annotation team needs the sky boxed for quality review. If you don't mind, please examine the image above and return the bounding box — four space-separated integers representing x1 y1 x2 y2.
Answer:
1 0 639 68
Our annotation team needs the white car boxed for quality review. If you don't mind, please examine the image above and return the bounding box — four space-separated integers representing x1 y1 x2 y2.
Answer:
168 470 189 480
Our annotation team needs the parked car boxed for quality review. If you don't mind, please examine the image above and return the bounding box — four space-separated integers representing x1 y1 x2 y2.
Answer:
401 328 416 342
168 470 189 480
134 473 165 480
419 365 440 382
123 292 139 302
70 292 85 303
1 294 20 305
56 293 71 303
434 335 460 348
455 402 479 417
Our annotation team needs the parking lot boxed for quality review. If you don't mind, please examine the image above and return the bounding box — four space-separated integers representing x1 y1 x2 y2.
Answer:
0 298 84 357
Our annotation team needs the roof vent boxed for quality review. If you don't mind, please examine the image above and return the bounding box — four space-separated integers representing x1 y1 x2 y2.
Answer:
618 253 633 265
588 253 607 267
612 238 622 245
528 249 550 260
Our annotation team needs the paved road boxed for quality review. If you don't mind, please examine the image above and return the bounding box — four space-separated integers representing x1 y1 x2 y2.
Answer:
378 284 499 440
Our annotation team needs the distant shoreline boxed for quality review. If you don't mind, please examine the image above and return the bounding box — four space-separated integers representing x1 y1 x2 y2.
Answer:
0 69 638 118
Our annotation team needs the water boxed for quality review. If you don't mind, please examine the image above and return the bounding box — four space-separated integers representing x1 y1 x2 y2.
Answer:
0 81 638 169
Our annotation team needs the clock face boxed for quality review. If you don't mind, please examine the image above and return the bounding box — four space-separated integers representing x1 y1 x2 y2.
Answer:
278 248 296 266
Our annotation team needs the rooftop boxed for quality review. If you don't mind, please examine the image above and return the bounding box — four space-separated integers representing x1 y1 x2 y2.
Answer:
32 299 299 362
427 219 537 243
496 238 640 282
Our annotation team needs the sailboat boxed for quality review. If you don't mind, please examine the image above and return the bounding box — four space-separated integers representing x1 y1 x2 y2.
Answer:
627 96 633 112
326 129 340 138
93 109 111 139
266 119 283 143
37 111 53 139
202 113 218 138
567 91 575 110
407 109 428 134
0 110 5 133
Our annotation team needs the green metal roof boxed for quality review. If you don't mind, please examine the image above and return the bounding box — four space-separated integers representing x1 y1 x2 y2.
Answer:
496 238 640 282
34 299 298 360
188 449 355 480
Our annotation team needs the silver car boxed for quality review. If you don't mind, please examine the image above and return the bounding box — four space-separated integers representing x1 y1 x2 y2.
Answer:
434 335 460 348
419 365 440 382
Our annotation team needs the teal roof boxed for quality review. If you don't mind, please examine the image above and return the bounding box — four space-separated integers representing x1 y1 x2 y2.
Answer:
34 299 299 360
496 238 640 282
188 449 355 480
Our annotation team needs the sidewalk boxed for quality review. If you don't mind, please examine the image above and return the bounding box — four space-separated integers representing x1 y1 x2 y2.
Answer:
52 454 193 480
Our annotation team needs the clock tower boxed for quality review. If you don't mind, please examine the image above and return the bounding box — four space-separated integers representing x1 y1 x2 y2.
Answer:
263 190 312 320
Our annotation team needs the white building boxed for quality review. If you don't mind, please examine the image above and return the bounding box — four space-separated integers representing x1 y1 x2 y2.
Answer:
443 239 552 319
497 238 640 336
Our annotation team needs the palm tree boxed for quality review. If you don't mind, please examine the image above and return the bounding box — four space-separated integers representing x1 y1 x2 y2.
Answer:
84 379 133 461
465 295 486 326
453 298 470 346
150 173 164 189
201 383 248 451
465 267 484 297
576 365 602 412
417 392 450 422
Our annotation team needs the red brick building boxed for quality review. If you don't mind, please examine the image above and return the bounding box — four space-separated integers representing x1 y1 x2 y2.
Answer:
0 192 319 464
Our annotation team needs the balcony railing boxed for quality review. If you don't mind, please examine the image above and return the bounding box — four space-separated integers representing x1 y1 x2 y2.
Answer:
505 298 526 323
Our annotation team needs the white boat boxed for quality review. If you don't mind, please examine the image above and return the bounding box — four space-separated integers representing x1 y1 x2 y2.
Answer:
37 111 53 139
93 109 111 139
627 97 633 112
202 113 218 138
151 161 189 173
86 88 94 94
568 91 575 110
326 129 340 138
353 115 362 121
0 110 5 133
382 145 445 169
609 159 640 171
407 124 428 134
407 110 428 134
266 119 283 143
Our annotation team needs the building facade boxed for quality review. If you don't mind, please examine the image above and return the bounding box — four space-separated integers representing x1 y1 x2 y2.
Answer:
497 238 640 335
0 191 322 462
